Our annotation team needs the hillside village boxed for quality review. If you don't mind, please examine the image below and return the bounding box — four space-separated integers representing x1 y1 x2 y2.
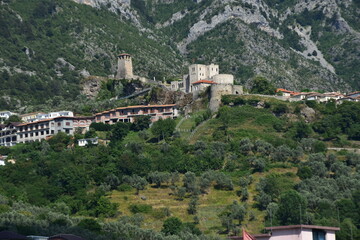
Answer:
1 54 359 148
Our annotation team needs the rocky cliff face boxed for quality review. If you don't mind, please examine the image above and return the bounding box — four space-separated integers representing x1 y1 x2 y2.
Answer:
0 0 358 110
72 0 359 91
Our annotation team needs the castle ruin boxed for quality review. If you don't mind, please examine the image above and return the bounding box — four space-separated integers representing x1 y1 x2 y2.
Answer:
116 53 133 79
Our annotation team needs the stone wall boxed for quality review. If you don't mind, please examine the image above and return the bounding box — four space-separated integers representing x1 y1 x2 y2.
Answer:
210 84 238 112
212 74 234 84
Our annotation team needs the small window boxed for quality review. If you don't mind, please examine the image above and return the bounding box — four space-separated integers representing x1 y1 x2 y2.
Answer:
58 122 61 126
51 130 54 134
313 230 326 240
66 122 70 126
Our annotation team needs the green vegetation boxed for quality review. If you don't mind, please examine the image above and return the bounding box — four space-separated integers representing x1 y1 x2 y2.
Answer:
1 98 360 239
0 0 182 109
249 76 276 95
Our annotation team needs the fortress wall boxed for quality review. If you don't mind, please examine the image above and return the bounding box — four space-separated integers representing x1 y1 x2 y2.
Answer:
210 84 234 112
212 74 234 84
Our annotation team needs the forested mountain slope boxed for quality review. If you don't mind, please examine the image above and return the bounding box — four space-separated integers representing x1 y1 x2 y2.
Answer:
73 0 360 90
0 0 183 109
0 0 359 109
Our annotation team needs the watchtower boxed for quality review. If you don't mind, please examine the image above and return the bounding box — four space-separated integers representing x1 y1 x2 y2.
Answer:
116 53 133 79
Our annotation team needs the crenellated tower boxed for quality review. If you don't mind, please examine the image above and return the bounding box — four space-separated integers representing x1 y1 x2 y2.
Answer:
116 53 133 79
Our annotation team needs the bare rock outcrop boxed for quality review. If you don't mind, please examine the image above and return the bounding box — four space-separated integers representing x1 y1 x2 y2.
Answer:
81 76 107 99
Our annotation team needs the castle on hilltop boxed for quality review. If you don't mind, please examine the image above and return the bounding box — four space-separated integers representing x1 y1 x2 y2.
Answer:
171 63 243 111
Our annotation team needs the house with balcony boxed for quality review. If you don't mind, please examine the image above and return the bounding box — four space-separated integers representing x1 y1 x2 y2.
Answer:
94 104 179 124
16 117 74 144
73 116 94 133
0 122 21 147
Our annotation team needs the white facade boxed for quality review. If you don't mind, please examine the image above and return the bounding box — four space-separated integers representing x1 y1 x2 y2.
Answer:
184 64 219 93
37 111 74 121
229 225 339 240
17 117 74 144
78 138 98 147
265 225 338 240
0 123 20 147
0 111 17 120
0 160 5 166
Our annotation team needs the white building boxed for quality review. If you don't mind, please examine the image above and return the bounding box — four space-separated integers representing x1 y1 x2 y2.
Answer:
78 138 98 147
229 225 340 240
183 64 219 93
16 117 74 144
36 111 74 121
0 111 17 120
0 123 21 147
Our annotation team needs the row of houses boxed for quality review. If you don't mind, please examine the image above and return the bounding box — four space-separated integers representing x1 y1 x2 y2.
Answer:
0 110 74 122
0 104 178 147
276 89 360 103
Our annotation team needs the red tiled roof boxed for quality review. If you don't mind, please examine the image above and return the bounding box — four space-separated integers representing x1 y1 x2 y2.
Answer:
346 91 360 96
119 53 131 56
276 88 293 93
192 80 217 85
265 225 340 231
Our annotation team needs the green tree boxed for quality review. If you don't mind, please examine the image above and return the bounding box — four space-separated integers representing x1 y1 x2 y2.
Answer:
132 115 151 131
230 200 247 225
148 171 171 188
77 219 102 233
188 195 199 215
277 190 307 225
162 217 183 235
5 115 22 123
291 121 312 140
110 122 130 142
151 118 176 140
250 76 276 95
122 175 148 195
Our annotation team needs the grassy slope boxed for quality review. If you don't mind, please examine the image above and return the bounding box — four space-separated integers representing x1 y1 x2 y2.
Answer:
109 167 298 235
109 98 302 236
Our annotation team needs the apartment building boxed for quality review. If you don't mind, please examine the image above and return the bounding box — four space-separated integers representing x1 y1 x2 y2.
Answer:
16 117 74 144
73 116 94 133
94 104 178 124
0 123 21 147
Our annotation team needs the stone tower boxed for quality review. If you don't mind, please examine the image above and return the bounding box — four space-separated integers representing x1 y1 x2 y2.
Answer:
116 53 133 79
